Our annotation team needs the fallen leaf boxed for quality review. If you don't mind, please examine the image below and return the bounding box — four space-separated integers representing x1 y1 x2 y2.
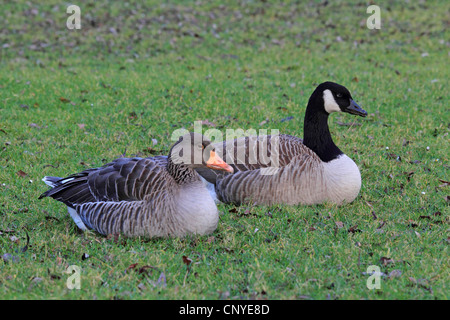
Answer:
218 290 231 299
0 229 15 234
138 265 155 275
408 219 418 228
2 253 19 263
59 97 71 103
335 221 344 228
43 164 59 169
380 256 394 266
389 269 402 278
438 179 449 188
280 116 294 122
408 277 433 293
21 230 30 253
182 255 192 266
129 111 138 119
221 54 239 60
386 153 401 161
16 170 28 177
408 277 417 284
348 225 361 233
30 277 43 285
201 119 216 127
137 283 146 291
405 171 414 182
127 263 138 271
14 207 29 214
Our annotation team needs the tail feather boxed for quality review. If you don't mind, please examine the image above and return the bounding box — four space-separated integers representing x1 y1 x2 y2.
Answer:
39 173 94 205
42 176 62 188
39 176 63 199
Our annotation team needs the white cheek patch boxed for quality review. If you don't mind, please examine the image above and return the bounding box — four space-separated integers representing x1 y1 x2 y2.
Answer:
323 89 341 114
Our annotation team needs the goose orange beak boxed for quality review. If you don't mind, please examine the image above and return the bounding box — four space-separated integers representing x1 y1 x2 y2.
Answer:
206 151 234 173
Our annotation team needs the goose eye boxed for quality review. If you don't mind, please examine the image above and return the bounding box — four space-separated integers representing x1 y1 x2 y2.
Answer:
336 93 343 98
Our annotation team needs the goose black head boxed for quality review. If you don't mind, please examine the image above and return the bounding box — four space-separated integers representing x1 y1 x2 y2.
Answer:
314 82 367 117
169 132 233 173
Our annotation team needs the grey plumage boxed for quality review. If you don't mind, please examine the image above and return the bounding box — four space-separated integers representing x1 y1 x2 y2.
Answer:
196 82 367 206
40 133 233 237
197 135 329 205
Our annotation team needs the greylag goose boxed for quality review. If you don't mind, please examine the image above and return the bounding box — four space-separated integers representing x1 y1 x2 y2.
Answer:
196 82 367 206
39 133 233 237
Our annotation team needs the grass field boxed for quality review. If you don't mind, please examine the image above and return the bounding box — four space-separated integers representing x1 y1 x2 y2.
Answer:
0 0 448 300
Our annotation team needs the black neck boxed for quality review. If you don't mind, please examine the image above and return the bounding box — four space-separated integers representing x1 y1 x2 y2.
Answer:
302 94 343 162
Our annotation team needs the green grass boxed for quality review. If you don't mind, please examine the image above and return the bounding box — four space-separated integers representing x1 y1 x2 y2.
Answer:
0 0 448 300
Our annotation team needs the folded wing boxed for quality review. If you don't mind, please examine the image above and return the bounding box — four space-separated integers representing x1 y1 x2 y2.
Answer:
39 155 170 207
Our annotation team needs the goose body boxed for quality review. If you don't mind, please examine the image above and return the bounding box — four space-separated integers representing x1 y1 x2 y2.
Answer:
39 133 233 237
197 82 367 206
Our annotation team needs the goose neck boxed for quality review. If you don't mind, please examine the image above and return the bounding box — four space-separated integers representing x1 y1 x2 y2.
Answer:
167 156 199 184
302 98 343 162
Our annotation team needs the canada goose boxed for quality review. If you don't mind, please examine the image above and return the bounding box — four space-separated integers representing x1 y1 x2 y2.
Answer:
196 81 367 206
39 133 233 237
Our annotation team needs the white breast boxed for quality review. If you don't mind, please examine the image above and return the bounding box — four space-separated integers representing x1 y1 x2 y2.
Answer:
322 154 362 204
176 182 219 235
